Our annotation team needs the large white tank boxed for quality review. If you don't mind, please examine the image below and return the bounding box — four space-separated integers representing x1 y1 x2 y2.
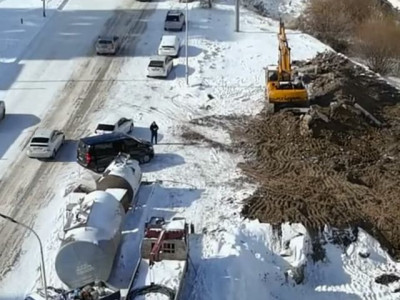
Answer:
96 154 142 212
55 191 125 289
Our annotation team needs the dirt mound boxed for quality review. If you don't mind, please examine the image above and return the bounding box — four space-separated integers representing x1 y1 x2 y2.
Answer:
240 52 400 257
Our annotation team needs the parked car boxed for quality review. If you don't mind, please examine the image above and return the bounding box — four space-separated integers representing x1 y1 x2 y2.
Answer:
158 35 180 58
96 36 120 55
77 132 154 172
95 117 134 135
27 129 65 159
0 101 5 120
147 56 173 78
164 10 185 31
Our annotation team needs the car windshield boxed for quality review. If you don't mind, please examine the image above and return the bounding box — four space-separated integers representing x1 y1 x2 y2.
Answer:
31 137 49 144
97 124 115 131
149 60 164 68
162 46 175 49
166 15 180 22
98 40 112 45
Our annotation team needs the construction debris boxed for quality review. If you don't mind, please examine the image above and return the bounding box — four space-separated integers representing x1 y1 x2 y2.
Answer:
239 51 400 258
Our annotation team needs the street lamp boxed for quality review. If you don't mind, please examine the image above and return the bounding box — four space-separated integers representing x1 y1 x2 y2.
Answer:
0 213 48 300
185 0 189 86
42 0 46 17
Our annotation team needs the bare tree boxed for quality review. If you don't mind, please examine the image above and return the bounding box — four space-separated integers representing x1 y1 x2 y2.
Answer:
353 17 400 74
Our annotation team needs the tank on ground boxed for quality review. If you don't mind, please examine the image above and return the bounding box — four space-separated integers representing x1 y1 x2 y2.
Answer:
55 154 142 289
96 153 142 212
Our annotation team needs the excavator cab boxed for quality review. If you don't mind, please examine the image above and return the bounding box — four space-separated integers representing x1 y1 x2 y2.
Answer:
265 21 309 113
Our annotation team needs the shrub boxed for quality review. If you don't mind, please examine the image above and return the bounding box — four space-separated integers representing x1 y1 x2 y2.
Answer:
353 17 400 74
299 0 382 52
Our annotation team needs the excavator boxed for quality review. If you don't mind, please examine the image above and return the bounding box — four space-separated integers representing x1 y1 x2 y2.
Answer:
265 20 309 113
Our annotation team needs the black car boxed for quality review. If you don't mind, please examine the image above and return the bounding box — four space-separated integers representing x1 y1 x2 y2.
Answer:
77 132 154 172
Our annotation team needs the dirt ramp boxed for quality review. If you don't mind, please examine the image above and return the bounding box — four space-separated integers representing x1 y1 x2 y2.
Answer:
240 52 400 258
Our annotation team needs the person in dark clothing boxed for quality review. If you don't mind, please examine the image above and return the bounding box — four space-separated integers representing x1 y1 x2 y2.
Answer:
150 121 159 144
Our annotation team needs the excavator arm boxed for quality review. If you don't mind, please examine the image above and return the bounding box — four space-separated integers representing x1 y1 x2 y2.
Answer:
265 20 309 112
277 20 292 82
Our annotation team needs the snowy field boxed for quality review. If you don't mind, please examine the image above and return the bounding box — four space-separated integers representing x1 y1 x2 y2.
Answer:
1 0 400 299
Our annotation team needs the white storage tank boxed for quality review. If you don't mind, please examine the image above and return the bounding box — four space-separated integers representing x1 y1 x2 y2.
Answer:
55 190 125 289
96 154 142 212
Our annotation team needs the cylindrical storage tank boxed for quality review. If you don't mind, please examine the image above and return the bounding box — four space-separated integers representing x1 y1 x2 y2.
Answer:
55 191 125 289
96 157 142 212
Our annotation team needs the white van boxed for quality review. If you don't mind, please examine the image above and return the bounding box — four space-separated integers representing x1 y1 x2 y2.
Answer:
158 35 180 58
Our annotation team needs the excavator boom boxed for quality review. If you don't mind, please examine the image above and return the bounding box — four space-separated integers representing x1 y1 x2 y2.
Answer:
265 20 309 113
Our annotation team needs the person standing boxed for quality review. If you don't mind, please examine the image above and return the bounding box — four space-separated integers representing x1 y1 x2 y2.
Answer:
150 121 159 144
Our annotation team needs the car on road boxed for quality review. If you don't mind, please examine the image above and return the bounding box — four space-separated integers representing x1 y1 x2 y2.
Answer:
147 56 174 79
77 132 154 172
158 35 181 58
27 129 65 159
95 117 134 135
164 10 185 31
0 101 5 120
96 36 120 55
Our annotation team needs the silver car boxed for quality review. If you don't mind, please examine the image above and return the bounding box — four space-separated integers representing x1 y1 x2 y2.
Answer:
27 129 65 159
96 36 120 55
0 101 5 120
164 10 185 31
95 117 134 135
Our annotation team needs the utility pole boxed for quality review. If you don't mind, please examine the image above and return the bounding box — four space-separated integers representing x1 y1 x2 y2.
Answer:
42 0 46 17
0 213 48 300
235 0 239 32
185 0 189 85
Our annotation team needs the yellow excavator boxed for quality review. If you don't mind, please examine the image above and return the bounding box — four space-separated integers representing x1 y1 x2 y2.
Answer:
265 20 309 113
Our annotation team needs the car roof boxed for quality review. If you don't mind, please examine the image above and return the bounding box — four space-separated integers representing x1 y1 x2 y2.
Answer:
33 129 54 139
161 35 179 44
167 10 183 15
98 36 116 41
149 56 167 62
80 132 136 145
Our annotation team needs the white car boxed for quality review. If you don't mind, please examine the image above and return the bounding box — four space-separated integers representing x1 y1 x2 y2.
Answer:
0 101 5 120
27 129 65 159
95 117 134 135
147 56 174 78
158 35 180 58
96 36 120 55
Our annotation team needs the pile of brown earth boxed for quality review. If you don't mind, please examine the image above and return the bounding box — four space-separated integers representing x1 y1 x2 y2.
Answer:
239 51 400 257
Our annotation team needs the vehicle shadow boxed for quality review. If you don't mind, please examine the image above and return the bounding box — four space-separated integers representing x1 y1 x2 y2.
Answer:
141 153 185 173
177 45 203 58
130 126 164 143
0 113 40 158
169 64 196 80
51 139 78 163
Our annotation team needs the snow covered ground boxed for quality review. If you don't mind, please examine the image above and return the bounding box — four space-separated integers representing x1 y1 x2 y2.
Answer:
388 0 400 9
2 0 400 299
